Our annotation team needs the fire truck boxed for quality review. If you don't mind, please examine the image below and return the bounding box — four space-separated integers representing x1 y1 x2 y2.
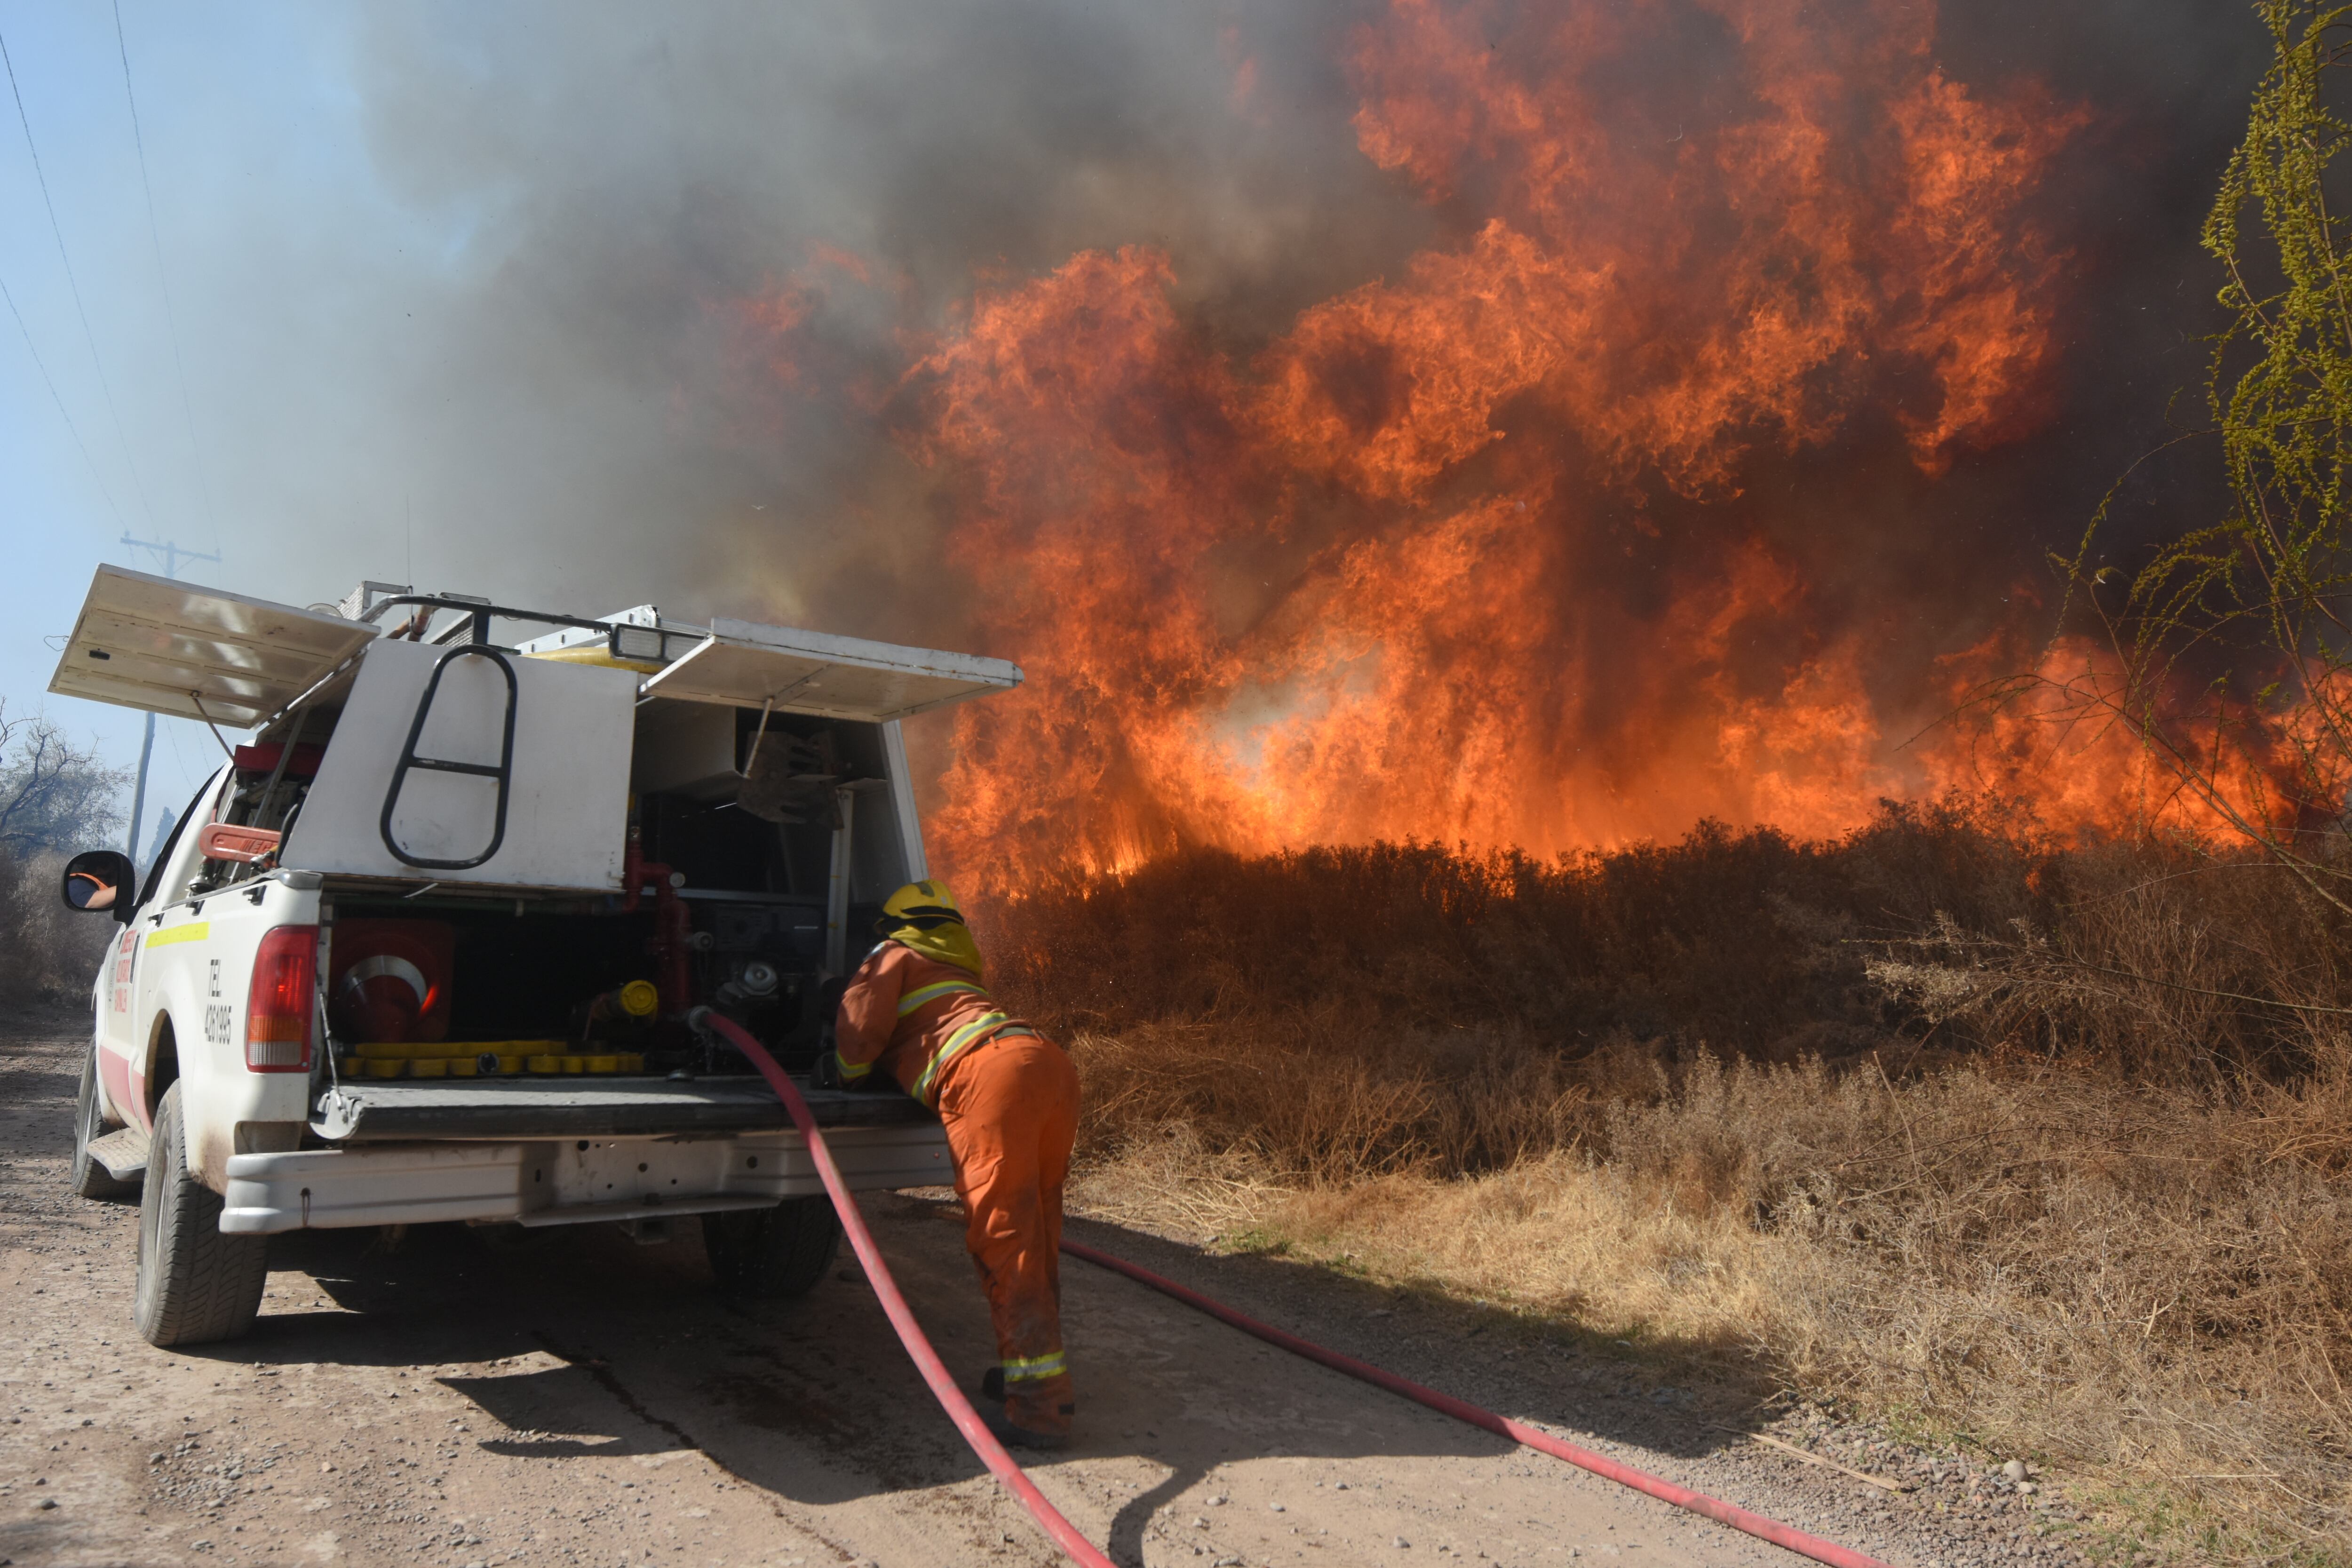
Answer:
50 566 1017 1347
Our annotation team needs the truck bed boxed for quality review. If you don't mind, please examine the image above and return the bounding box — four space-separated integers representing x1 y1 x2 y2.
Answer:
311 1075 930 1142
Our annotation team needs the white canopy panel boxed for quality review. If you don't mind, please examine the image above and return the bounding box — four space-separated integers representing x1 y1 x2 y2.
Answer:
48 566 376 729
639 617 1021 720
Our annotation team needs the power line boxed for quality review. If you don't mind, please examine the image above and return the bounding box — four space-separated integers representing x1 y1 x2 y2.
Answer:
0 20 159 529
0 266 125 523
109 0 215 533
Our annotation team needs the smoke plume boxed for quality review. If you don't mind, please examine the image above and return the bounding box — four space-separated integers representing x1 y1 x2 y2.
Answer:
326 0 2267 884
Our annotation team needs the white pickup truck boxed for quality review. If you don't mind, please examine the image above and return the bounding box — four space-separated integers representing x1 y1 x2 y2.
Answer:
50 566 1018 1347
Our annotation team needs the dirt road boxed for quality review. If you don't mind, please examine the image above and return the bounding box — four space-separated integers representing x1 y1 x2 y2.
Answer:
1 1015 2080 1568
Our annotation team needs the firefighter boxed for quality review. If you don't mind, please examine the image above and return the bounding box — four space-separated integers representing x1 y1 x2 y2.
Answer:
824 879 1081 1449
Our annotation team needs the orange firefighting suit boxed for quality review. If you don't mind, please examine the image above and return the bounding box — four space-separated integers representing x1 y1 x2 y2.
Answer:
834 940 1081 1436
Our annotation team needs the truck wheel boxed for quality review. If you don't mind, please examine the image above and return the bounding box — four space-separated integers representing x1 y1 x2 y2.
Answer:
703 1197 842 1299
71 1045 137 1201
134 1083 270 1347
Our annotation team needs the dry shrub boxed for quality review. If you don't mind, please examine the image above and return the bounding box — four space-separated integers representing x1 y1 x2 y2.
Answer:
988 800 2352 1560
0 849 109 1006
1876 841 2352 1083
1070 1015 1588 1181
983 796 2050 1068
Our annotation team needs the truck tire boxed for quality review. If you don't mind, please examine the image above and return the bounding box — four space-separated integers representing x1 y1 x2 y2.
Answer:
703 1197 842 1299
71 1045 137 1201
133 1083 270 1347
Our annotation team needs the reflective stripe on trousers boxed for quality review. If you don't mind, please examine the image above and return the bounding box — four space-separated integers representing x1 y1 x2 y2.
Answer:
1001 1350 1067 1382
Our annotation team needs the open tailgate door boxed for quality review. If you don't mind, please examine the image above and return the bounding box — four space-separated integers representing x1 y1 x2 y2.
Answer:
48 565 376 728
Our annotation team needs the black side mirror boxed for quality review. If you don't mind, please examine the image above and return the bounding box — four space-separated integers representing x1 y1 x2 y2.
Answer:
62 850 136 923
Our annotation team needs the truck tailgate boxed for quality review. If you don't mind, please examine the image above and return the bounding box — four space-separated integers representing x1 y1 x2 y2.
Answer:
312 1075 928 1142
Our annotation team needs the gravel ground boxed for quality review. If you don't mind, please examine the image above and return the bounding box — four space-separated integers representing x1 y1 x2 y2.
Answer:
0 1011 2098 1568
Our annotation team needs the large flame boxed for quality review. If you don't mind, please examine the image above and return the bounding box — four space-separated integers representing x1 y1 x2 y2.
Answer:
749 0 2258 888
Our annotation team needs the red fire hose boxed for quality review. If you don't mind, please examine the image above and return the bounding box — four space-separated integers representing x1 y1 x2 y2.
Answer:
707 1013 1887 1568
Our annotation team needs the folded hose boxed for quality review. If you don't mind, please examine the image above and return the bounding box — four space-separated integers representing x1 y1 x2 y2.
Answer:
711 1013 1888 1568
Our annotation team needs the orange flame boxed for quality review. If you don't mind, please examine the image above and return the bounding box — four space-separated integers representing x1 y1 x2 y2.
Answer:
754 2 2260 889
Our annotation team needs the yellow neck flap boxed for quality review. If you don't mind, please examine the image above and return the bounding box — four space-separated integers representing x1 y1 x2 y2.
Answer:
887 922 985 979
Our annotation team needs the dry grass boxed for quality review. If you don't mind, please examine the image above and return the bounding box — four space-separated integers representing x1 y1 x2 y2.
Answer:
982 803 2352 1564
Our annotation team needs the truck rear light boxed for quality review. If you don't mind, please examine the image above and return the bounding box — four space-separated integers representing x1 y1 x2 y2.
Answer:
246 924 319 1072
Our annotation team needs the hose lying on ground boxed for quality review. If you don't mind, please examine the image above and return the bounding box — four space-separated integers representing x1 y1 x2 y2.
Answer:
709 1012 1888 1568
1060 1241 1892 1568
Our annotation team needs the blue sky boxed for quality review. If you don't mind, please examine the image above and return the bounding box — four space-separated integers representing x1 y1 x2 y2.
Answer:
1 4 424 827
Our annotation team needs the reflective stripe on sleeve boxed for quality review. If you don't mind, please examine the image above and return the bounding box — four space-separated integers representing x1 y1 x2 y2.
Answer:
833 1052 873 1081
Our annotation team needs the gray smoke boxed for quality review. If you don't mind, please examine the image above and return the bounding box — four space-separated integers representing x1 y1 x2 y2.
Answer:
217 0 1420 645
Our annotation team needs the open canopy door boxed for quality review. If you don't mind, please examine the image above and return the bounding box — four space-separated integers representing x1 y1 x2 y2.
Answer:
636 617 1020 721
48 566 377 729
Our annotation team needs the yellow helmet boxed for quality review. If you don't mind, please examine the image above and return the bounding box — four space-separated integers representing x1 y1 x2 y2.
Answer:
875 880 984 976
877 879 964 932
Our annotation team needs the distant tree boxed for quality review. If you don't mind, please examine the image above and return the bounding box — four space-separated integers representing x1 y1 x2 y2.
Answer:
0 702 130 855
0 703 132 1002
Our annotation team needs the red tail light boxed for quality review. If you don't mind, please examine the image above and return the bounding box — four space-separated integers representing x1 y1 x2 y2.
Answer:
246 924 319 1072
